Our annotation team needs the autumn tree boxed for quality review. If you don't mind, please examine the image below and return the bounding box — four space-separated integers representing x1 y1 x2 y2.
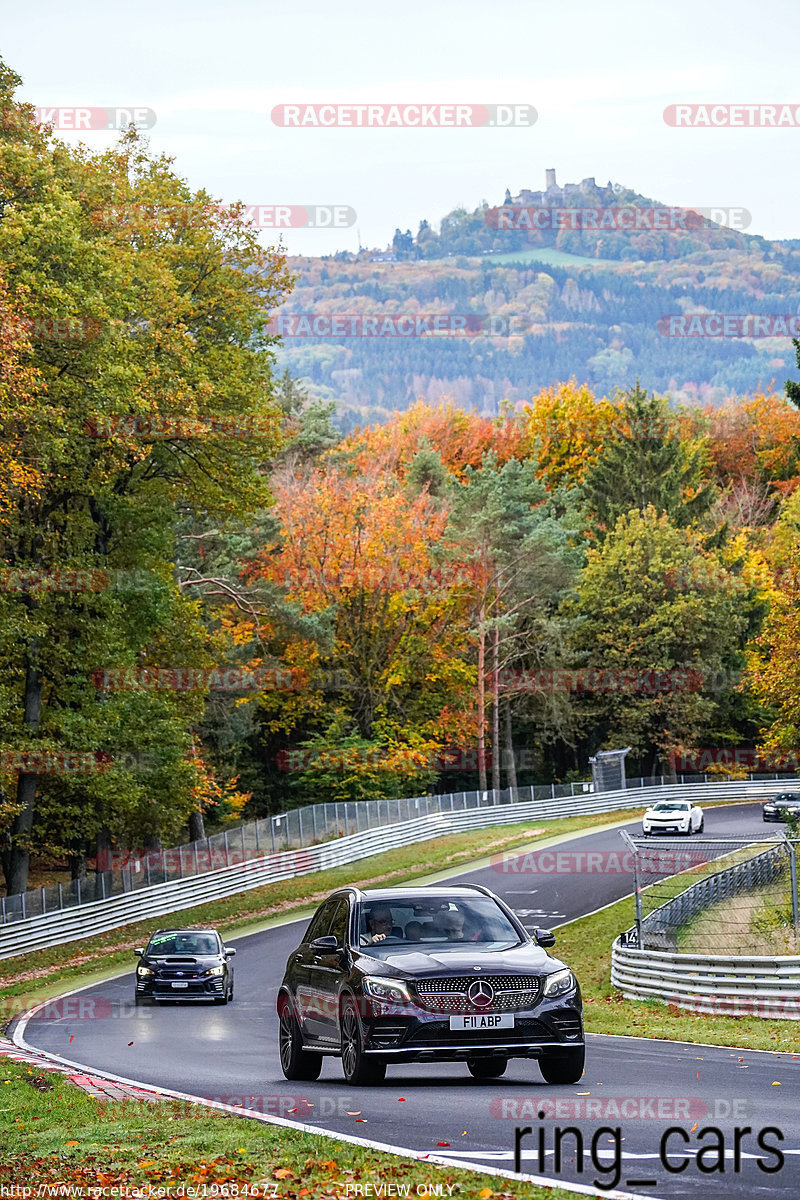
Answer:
345 399 523 480
244 458 474 803
698 392 800 520
517 380 617 489
0 58 291 892
567 507 759 774
446 454 580 791
743 489 800 753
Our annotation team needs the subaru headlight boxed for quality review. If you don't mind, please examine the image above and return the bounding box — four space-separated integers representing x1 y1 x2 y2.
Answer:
543 968 576 998
363 977 410 1003
136 966 154 977
207 965 225 976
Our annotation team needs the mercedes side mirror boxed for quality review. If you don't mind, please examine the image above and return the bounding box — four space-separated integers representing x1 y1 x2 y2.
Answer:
309 935 339 954
224 947 237 957
534 928 556 948
133 947 145 957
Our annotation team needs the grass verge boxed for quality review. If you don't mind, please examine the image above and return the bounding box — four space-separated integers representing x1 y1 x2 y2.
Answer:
677 879 798 955
0 1056 577 1197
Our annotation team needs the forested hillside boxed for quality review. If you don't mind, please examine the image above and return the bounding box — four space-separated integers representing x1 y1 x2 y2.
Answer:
275 189 800 427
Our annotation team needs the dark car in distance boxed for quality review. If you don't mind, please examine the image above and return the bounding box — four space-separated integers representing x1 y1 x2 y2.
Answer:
277 884 584 1086
763 793 800 823
134 928 236 1004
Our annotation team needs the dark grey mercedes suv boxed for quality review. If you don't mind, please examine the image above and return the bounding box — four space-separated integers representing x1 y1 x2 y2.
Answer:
277 884 584 1086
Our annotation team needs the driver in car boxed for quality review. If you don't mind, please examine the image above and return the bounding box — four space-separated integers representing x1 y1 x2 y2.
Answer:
365 905 395 944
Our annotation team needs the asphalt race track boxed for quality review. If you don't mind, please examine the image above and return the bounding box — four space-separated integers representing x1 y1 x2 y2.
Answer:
16 802 800 1199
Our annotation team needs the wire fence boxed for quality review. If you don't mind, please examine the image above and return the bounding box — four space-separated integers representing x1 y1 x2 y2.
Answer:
620 833 800 954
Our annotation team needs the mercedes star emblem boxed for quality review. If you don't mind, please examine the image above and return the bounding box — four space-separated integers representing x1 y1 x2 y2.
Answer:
467 980 494 1008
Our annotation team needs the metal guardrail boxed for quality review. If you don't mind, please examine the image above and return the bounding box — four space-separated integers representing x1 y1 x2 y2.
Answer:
1 781 596 925
0 777 790 960
612 837 800 1018
611 944 800 1017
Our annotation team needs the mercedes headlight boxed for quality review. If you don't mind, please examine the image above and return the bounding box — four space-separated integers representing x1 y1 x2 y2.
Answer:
543 968 576 998
136 966 154 977
363 977 410 1003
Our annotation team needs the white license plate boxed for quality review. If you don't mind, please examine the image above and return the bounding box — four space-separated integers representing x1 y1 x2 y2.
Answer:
171 981 189 989
449 1013 514 1031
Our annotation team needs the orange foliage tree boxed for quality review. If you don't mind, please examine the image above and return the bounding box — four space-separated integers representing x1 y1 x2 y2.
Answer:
699 392 800 496
0 272 42 524
344 398 523 480
242 459 477 797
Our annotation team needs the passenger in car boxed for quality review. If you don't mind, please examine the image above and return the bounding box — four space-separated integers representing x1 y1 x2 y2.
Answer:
433 907 483 941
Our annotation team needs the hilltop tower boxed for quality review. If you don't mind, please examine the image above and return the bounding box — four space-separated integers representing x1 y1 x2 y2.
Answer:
545 168 557 190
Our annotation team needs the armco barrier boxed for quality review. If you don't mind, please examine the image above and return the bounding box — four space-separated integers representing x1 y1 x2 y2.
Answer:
0 777 790 960
611 943 800 1017
3 781 601 923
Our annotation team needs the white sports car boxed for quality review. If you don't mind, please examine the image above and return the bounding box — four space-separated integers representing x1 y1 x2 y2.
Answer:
642 800 704 835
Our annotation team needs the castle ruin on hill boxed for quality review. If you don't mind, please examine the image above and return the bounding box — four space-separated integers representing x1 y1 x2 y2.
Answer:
506 169 617 208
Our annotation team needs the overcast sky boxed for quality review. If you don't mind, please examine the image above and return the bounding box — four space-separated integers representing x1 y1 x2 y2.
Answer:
3 0 798 255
